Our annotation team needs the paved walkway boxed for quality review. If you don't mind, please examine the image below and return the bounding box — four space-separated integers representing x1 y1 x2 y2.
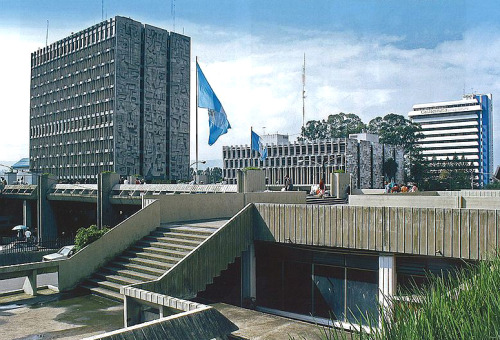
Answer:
0 290 350 340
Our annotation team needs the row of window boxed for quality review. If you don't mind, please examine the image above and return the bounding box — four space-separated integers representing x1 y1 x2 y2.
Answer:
32 43 114 89
223 142 351 159
31 94 114 121
32 19 116 67
31 63 115 102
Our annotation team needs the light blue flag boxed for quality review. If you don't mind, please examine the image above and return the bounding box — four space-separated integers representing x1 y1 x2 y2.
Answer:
197 62 231 145
251 130 268 161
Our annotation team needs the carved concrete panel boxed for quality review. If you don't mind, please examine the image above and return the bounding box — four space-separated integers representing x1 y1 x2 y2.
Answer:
167 33 191 181
114 17 143 176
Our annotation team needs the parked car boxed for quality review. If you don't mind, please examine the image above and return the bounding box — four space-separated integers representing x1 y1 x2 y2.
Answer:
42 245 75 261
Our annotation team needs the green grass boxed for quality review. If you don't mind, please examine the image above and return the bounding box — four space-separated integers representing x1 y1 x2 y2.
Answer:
320 255 500 340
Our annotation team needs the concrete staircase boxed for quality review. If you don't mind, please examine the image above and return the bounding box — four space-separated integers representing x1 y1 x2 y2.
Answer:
306 195 348 205
80 220 226 301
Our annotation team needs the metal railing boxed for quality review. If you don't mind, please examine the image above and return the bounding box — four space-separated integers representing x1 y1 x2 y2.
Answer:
0 237 74 255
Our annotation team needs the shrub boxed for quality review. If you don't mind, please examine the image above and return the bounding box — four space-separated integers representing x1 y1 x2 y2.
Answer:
74 225 110 251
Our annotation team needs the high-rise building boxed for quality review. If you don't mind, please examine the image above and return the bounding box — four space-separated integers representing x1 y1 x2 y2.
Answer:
408 94 493 187
223 134 404 189
30 17 190 182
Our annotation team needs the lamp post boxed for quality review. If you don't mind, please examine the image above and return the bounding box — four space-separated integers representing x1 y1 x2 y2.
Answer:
190 160 206 183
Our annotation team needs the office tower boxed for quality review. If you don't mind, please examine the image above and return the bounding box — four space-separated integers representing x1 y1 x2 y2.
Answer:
409 94 493 187
30 17 190 182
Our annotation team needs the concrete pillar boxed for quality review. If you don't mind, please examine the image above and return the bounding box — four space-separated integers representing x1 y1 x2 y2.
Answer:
97 172 120 229
37 174 58 245
159 305 168 318
379 254 396 324
23 269 38 296
124 296 141 327
241 243 256 308
23 200 33 228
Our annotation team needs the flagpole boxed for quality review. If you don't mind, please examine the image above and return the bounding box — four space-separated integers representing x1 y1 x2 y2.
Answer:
196 56 199 181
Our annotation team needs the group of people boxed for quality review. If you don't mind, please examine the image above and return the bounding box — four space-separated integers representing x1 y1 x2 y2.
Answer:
385 181 418 194
283 175 294 191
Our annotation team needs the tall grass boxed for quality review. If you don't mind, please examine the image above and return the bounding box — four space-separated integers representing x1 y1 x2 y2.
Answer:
322 255 500 340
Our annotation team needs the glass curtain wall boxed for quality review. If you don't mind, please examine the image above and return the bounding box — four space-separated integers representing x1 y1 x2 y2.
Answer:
256 242 379 325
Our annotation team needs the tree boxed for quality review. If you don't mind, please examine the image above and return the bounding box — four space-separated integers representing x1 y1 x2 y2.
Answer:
299 119 328 141
383 158 398 181
325 112 366 138
367 113 423 154
299 112 365 141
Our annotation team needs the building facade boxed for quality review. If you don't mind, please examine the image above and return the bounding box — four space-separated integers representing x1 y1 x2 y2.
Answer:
408 94 493 187
30 17 190 182
222 135 404 189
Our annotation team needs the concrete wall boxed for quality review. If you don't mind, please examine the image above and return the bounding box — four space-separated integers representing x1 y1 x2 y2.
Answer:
349 194 461 208
255 203 500 260
58 200 161 291
0 250 54 267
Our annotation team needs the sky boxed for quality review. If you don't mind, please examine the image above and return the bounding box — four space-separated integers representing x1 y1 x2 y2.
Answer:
1 0 499 168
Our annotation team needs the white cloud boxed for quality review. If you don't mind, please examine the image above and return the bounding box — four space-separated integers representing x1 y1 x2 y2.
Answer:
1 21 499 169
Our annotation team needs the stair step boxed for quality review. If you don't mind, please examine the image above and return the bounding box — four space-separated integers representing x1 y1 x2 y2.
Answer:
151 231 210 242
143 235 203 246
81 284 123 302
110 261 166 276
117 255 174 270
86 278 123 293
103 266 159 281
124 250 185 264
135 241 195 253
157 226 215 237
95 273 144 286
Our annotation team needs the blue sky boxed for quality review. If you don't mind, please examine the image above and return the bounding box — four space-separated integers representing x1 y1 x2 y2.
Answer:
1 0 499 168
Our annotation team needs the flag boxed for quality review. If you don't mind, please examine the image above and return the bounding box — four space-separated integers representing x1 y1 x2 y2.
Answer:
197 62 231 145
251 130 268 161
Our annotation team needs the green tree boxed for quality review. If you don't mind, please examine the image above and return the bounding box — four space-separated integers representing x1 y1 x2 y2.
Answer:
325 112 366 138
367 113 423 154
299 112 365 141
299 119 328 141
383 158 398 181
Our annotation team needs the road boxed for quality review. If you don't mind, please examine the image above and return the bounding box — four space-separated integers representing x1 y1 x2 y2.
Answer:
0 272 57 293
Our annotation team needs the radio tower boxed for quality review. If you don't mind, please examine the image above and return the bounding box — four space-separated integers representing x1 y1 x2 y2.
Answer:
302 53 306 129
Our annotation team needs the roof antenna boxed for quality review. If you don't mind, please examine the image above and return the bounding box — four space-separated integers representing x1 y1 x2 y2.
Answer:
171 0 176 32
45 20 49 47
302 53 306 129
101 0 104 21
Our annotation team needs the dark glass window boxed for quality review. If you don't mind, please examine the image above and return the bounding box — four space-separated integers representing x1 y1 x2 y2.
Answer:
313 265 345 320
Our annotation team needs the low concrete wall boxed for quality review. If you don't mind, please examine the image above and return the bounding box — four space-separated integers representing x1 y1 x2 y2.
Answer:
0 250 54 266
153 194 245 224
244 191 306 205
349 194 461 208
438 190 500 197
463 197 500 210
58 200 161 291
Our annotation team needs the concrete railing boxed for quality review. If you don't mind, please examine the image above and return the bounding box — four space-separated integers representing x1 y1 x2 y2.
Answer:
349 191 500 209
125 204 254 299
254 203 500 261
83 291 238 340
58 200 162 291
0 260 61 295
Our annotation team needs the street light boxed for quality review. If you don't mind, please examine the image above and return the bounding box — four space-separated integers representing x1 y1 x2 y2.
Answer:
190 160 206 184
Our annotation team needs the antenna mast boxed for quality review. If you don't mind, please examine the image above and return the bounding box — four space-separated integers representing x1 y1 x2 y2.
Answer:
302 53 306 129
101 0 104 21
171 0 176 32
45 20 49 47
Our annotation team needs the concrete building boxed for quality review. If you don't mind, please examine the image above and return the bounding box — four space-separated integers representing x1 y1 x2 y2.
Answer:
409 94 493 187
29 16 190 182
222 134 404 189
